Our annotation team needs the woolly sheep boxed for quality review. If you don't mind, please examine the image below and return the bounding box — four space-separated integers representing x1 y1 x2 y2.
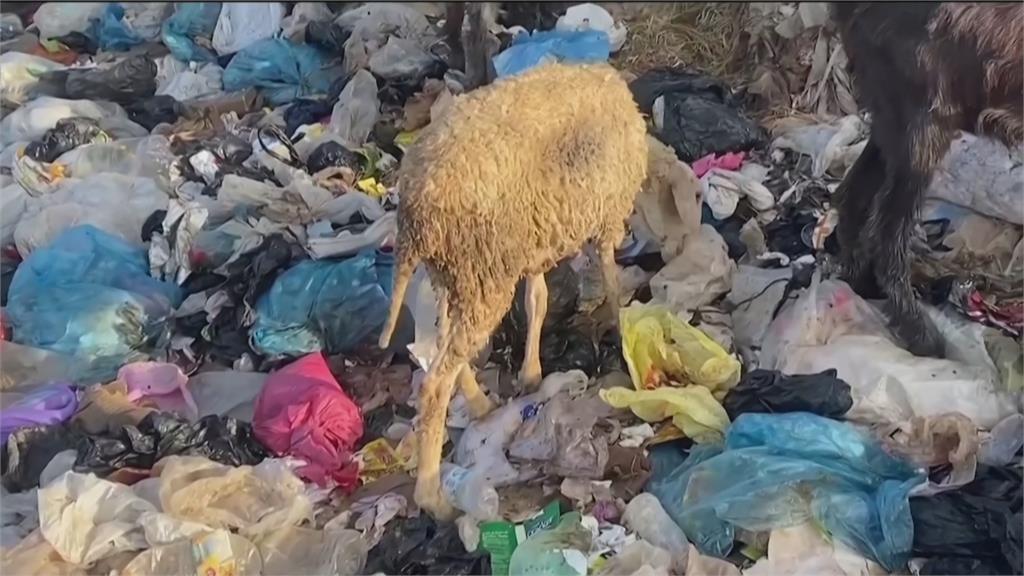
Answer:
377 62 653 519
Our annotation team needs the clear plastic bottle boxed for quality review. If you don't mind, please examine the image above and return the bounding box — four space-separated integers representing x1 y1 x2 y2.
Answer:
623 493 690 569
441 463 500 521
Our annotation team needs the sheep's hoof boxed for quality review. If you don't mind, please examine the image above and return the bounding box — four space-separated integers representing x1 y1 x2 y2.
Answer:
415 474 458 521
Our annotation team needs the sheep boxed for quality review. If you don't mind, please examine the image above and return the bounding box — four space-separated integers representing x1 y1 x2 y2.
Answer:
377 62 649 519
832 2 1023 358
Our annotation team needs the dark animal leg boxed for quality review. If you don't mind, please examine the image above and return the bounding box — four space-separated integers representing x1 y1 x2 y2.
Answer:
463 3 496 90
836 134 886 298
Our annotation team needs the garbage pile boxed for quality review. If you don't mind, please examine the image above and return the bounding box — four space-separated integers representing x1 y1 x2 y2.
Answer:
1 3 1021 575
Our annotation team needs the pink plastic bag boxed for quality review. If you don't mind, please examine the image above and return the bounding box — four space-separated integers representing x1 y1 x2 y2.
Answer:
691 151 745 178
253 353 363 489
119 362 199 420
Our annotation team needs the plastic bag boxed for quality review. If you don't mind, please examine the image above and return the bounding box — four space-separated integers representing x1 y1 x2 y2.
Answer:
39 471 157 565
0 385 78 444
619 302 741 393
630 70 766 162
15 173 169 257
119 362 198 420
6 225 181 380
188 371 267 422
761 277 1019 428
306 20 351 52
31 2 106 41
926 133 1024 225
368 37 439 82
161 2 222 63
156 456 312 538
54 136 178 191
57 55 158 104
0 52 67 106
122 530 263 576
0 97 147 146
212 2 286 55
771 115 866 178
251 251 392 357
494 29 610 78
223 38 337 106
508 394 611 479
509 511 592 576
0 13 24 39
1 183 29 246
329 69 379 147
281 2 334 41
722 369 853 419
556 3 627 52
24 117 108 163
648 412 924 571
259 526 368 575
155 56 224 101
253 353 363 488
600 385 729 442
90 4 146 51
650 225 735 316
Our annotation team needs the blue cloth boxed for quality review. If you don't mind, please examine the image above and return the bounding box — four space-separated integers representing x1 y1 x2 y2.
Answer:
251 251 392 357
161 2 221 63
6 225 182 382
493 29 610 78
647 412 924 571
223 38 337 105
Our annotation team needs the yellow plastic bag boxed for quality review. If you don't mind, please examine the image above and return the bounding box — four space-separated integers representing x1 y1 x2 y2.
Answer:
599 386 729 442
620 302 740 396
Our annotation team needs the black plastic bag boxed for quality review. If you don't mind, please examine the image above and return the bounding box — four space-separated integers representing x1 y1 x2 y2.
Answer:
911 464 1023 575
305 21 350 53
2 424 83 492
75 413 269 476
53 31 98 54
630 69 765 162
364 514 488 575
125 95 184 131
24 117 107 163
60 55 158 104
284 98 333 137
722 369 853 420
307 140 361 174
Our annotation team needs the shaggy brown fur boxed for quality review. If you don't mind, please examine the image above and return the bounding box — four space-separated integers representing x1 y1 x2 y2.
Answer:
832 2 1023 358
378 63 648 518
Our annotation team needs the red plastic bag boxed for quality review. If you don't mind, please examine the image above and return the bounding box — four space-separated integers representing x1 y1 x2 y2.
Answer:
253 353 363 490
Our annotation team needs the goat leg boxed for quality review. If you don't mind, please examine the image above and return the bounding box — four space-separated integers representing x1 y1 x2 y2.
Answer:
597 235 622 331
520 272 548 390
836 135 886 298
415 341 460 520
438 286 493 418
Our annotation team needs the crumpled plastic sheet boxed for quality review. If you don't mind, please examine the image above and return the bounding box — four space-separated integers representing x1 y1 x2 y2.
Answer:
508 394 612 479
223 38 338 106
5 225 181 382
251 250 392 357
39 471 156 565
494 29 611 78
600 385 729 443
647 412 925 571
252 353 363 489
722 368 853 420
649 225 735 316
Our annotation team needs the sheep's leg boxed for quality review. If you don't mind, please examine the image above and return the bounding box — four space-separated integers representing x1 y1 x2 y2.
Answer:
868 115 952 358
836 134 886 298
520 273 548 390
597 236 622 331
439 285 493 418
415 334 461 521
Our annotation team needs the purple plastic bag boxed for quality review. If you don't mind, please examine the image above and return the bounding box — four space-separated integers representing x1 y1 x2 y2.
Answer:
0 384 78 443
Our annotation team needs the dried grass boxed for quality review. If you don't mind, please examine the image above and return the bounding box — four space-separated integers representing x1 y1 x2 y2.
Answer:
613 3 747 78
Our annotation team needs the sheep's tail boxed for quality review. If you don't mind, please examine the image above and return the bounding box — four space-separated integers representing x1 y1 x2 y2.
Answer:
378 249 419 348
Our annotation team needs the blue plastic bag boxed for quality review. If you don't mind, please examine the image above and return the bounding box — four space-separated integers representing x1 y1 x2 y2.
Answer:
647 412 924 571
223 38 336 106
493 29 610 78
6 225 182 382
90 4 144 51
161 2 221 63
251 251 392 357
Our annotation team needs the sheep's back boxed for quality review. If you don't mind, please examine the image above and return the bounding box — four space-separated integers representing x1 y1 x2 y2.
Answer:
397 63 648 282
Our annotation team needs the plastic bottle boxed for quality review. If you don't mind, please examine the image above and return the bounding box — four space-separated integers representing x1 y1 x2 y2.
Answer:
623 493 690 569
441 463 500 521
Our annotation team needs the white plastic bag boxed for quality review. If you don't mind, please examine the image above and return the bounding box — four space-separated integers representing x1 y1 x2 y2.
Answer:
156 59 224 102
0 97 147 146
556 3 628 53
38 472 156 565
329 69 380 147
649 225 735 316
1 183 28 247
31 2 107 40
0 53 67 106
14 173 169 257
772 115 866 178
761 276 1018 428
926 133 1024 225
280 2 334 41
212 2 286 55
